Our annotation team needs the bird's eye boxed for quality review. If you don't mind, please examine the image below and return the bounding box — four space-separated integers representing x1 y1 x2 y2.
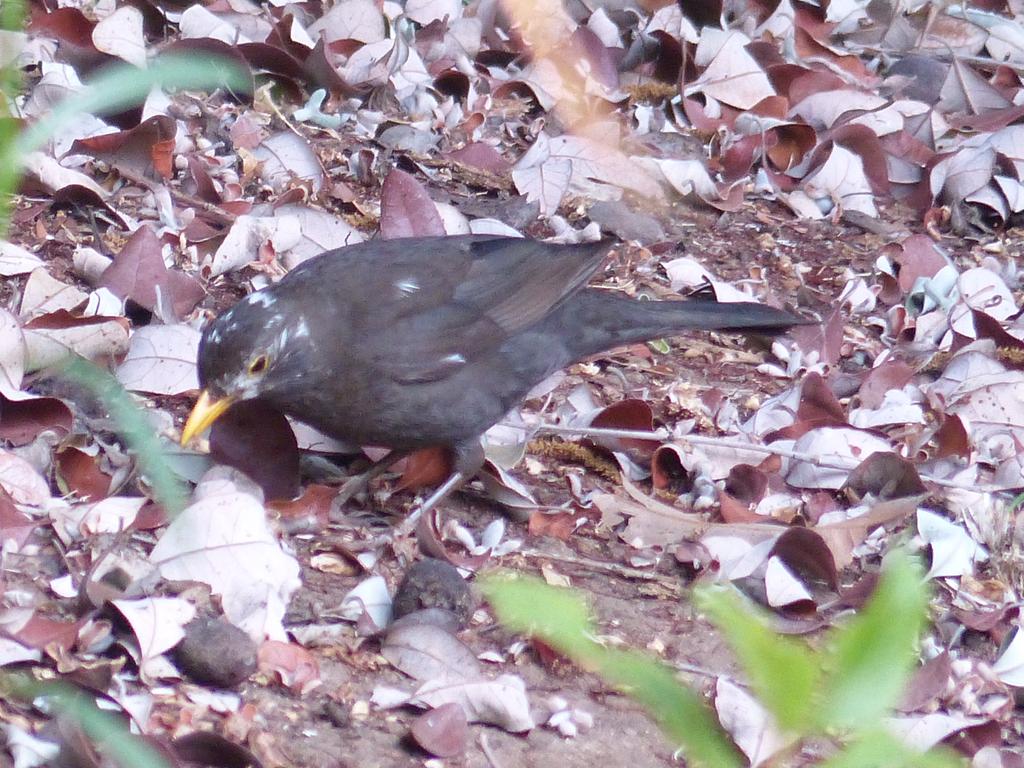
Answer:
247 355 269 376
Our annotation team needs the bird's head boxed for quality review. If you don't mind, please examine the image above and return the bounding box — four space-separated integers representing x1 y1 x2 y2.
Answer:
181 290 314 445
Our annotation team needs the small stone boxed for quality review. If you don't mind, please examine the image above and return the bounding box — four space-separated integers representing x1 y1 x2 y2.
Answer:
174 617 257 688
392 558 474 628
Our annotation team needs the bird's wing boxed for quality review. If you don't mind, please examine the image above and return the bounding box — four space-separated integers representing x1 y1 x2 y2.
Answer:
350 236 611 384
455 237 610 334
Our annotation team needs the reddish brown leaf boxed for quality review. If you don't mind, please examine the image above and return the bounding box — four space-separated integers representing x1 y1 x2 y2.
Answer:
899 652 953 712
933 414 970 459
55 447 113 501
895 234 948 293
257 640 321 695
29 7 112 73
769 527 839 592
857 359 914 409
397 447 452 490
410 703 469 758
209 400 300 501
98 226 205 321
380 169 446 239
797 371 846 423
724 464 768 505
0 395 72 446
717 489 764 523
69 116 178 180
268 484 337 534
14 614 86 653
0 488 37 549
528 511 577 540
445 143 512 174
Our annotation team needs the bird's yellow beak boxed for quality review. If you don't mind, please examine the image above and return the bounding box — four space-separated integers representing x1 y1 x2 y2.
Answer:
181 391 237 446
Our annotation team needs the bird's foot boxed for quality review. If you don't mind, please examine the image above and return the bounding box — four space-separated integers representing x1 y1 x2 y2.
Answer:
394 470 468 537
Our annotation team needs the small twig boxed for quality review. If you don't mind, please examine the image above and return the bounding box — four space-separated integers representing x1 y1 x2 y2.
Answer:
673 661 724 681
536 423 1014 493
478 732 505 768
519 547 668 583
116 167 237 226
845 42 1024 75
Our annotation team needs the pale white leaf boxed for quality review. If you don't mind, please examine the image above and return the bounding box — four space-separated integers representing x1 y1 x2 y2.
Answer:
764 556 812 607
688 30 774 110
0 449 51 506
206 214 302 276
111 596 196 661
0 241 44 277
22 152 108 198
338 575 392 629
92 6 146 67
20 269 88 317
253 132 324 194
715 677 792 766
23 318 129 373
993 627 1024 686
307 0 385 43
787 428 892 489
149 475 300 641
0 309 26 398
412 674 534 732
917 508 988 578
117 324 201 396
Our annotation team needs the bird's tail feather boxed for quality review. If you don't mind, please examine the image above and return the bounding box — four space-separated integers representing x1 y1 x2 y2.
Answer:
559 290 809 360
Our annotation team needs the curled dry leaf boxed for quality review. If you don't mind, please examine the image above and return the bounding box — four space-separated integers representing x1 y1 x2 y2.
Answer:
20 268 89 317
205 214 302 277
21 152 108 198
111 596 196 671
50 496 147 541
149 474 301 641
257 640 322 695
409 674 534 733
209 400 300 501
715 677 792 767
338 575 392 633
786 427 892 490
253 131 324 194
383 621 481 683
22 312 130 373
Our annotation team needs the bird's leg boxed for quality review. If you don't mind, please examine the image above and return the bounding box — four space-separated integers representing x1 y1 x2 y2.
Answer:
334 448 414 507
395 440 485 535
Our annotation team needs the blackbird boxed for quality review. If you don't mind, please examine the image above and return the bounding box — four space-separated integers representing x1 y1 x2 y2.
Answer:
182 235 806 511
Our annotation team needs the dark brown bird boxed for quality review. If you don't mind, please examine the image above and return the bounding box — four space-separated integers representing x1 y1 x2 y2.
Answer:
182 235 805 512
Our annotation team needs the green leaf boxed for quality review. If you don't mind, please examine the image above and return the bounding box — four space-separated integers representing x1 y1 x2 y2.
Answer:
820 728 965 768
695 584 821 731
2 675 172 768
480 573 742 768
818 551 929 728
56 357 190 516
481 571 593 642
594 646 742 768
13 54 249 158
0 51 249 232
